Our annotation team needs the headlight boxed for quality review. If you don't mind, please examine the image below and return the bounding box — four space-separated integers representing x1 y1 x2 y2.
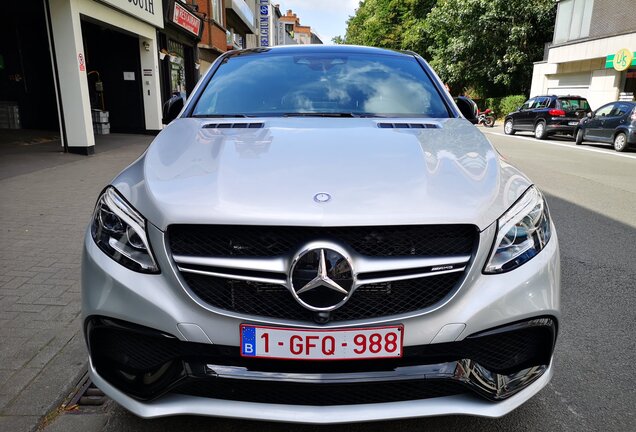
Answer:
484 186 552 274
90 187 159 273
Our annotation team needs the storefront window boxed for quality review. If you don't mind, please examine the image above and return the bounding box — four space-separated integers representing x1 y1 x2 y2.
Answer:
168 39 186 97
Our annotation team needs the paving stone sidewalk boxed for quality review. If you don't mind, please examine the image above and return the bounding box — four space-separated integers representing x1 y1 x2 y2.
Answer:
0 134 152 432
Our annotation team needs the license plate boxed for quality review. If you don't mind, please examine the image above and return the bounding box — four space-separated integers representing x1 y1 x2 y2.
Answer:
240 324 403 360
568 121 579 125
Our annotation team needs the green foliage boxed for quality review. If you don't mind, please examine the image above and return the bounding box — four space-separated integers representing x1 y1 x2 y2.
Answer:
427 0 555 96
480 95 526 116
484 97 499 112
342 0 437 51
498 95 528 116
338 0 556 97
332 35 346 44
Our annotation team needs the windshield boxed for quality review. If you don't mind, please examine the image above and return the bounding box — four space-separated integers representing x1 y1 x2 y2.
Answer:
191 52 450 118
558 98 590 111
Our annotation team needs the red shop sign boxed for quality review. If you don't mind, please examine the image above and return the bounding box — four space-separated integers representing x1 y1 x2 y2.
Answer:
172 2 201 37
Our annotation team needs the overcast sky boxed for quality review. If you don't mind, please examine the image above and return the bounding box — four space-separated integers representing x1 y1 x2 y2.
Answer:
277 0 359 44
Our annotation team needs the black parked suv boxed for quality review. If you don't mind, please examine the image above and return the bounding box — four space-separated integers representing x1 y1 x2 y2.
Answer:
504 95 591 140
575 101 636 152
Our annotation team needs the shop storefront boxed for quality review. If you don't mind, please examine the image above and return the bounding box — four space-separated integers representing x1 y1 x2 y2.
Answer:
48 0 164 153
158 1 203 103
529 1 636 110
605 48 636 101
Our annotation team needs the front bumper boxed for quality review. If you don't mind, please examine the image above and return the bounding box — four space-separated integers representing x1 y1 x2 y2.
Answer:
89 354 554 423
81 222 560 421
85 316 556 403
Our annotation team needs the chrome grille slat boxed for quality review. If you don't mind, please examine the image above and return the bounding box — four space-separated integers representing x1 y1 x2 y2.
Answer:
177 266 287 286
173 254 471 282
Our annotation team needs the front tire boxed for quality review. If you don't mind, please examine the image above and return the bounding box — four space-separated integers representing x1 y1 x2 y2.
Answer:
575 129 584 145
534 121 547 140
484 116 495 127
504 119 515 135
614 132 628 152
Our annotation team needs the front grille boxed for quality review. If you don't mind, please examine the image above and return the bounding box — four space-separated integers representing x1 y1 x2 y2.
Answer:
168 224 477 258
183 272 461 321
172 378 466 406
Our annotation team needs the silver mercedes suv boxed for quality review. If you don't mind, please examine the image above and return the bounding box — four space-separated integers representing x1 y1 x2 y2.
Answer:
82 45 560 423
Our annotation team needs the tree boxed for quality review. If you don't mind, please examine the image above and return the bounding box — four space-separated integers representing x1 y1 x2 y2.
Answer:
340 0 556 96
332 35 347 44
426 0 555 96
342 0 436 50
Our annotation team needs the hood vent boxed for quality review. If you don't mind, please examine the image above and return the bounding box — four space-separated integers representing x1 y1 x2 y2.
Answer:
377 122 440 129
202 123 264 129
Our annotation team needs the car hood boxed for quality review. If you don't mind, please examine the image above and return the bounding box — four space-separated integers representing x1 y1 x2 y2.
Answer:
112 117 531 231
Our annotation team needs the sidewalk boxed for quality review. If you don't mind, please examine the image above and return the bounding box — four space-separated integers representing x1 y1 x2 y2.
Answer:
0 134 152 431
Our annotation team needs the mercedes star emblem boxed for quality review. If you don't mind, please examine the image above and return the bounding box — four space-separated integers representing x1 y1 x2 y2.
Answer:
313 193 331 203
289 246 354 311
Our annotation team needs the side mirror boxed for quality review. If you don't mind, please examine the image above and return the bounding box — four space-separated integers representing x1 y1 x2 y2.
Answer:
517 106 523 111
162 93 185 124
454 96 478 124
586 112 593 119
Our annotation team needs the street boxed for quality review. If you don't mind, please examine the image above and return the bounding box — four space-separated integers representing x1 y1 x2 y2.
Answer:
1 128 634 432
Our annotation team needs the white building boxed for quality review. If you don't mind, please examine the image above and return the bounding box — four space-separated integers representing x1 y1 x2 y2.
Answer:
48 0 166 154
530 0 636 110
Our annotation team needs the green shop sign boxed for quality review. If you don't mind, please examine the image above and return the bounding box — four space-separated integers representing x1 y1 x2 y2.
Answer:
605 48 635 71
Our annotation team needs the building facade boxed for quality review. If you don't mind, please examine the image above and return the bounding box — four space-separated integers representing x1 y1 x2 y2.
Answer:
159 1 204 101
0 0 321 155
530 0 636 109
279 9 322 45
225 0 257 50
196 0 229 74
2 0 207 154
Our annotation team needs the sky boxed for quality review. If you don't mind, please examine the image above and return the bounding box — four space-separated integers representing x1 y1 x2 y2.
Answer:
276 0 359 44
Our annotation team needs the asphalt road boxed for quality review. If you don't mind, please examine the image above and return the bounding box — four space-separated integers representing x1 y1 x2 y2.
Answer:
47 127 636 432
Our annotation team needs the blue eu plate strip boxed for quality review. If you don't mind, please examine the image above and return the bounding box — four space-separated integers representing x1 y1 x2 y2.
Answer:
241 326 256 356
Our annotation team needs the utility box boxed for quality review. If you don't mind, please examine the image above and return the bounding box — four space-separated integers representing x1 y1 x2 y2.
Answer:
94 122 110 135
92 109 109 123
92 109 110 135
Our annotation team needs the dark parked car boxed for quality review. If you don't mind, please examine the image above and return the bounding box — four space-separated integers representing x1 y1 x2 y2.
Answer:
504 95 591 140
575 101 636 152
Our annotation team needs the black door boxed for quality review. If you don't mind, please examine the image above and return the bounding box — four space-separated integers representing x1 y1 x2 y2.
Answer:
515 98 535 130
586 103 614 141
81 20 145 133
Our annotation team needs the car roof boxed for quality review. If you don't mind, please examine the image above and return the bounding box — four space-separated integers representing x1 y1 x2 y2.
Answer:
532 95 587 99
227 44 416 59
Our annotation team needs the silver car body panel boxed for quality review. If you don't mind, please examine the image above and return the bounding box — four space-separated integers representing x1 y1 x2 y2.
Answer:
88 357 553 423
112 118 530 231
82 222 560 345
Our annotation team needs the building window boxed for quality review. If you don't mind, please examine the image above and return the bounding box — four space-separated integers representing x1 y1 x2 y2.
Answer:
212 0 223 26
554 0 594 44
